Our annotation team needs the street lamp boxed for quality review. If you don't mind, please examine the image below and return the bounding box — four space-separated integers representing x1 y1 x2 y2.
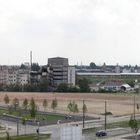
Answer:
17 118 19 136
6 125 10 140
105 100 107 131
15 102 19 111
15 102 19 136
83 100 85 128
37 121 40 139
134 95 136 120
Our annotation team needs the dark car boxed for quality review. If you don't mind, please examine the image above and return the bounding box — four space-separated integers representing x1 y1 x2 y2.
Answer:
96 130 107 137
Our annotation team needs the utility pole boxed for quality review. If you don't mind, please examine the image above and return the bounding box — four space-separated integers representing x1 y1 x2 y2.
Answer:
37 121 40 139
134 95 136 120
105 100 107 131
17 118 19 136
83 100 85 128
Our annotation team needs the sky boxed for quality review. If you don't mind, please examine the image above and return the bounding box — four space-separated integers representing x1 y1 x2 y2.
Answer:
0 0 140 66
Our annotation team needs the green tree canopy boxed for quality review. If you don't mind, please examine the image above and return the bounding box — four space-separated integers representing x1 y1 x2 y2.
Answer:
51 98 58 111
39 79 48 92
127 81 135 88
23 98 28 111
57 83 69 92
89 62 96 69
4 94 10 105
67 101 79 114
30 98 37 118
12 97 19 110
129 115 139 136
77 78 90 92
43 99 48 111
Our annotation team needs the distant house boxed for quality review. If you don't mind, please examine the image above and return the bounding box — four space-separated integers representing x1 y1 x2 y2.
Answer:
99 80 125 91
89 80 133 92
89 83 100 92
121 84 137 92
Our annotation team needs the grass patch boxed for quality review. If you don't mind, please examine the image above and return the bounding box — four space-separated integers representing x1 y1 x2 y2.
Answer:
107 119 140 129
0 107 65 122
82 127 97 134
106 121 129 129
0 133 51 140
40 114 64 121
83 120 131 134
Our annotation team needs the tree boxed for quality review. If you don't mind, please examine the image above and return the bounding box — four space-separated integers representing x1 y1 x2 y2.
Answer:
31 63 40 71
23 98 28 112
51 98 58 111
7 84 22 92
129 115 139 139
73 103 79 113
78 78 90 92
12 98 19 111
30 98 37 118
89 62 96 69
57 83 68 92
67 101 73 114
39 79 48 92
68 86 80 92
43 99 48 111
136 104 139 114
102 62 106 70
127 81 135 88
4 94 10 105
20 64 28 69
67 101 79 114
6 130 10 140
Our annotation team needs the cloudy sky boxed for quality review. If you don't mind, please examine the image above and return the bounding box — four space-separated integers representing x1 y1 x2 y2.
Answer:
0 0 140 66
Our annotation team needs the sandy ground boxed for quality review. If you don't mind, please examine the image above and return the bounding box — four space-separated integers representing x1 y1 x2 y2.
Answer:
0 92 139 116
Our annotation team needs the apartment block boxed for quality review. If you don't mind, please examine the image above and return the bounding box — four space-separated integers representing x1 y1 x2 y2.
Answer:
0 66 30 86
48 57 75 87
0 66 8 85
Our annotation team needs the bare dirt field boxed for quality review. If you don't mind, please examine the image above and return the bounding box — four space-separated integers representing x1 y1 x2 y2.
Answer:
0 92 139 116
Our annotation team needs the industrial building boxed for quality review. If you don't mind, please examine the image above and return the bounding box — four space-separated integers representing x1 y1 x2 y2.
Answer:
48 57 76 87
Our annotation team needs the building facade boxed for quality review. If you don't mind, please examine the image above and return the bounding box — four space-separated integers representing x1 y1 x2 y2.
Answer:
48 57 75 87
0 66 30 86
68 66 76 86
0 66 8 85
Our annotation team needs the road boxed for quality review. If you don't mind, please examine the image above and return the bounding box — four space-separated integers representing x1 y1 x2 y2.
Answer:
0 114 135 140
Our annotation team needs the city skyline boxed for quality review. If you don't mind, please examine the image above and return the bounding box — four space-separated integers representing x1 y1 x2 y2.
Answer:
0 0 140 66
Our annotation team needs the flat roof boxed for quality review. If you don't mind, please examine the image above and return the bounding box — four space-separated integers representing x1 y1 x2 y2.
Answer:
77 72 140 76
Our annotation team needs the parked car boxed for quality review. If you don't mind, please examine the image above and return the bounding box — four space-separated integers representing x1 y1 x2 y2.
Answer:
96 130 107 137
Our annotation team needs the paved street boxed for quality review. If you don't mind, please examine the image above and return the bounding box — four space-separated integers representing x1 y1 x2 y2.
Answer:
1 113 140 139
0 115 134 140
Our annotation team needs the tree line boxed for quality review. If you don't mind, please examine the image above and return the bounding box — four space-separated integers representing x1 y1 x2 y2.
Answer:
3 94 88 118
0 78 91 93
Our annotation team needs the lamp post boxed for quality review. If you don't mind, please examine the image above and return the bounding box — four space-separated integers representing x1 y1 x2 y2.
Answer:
15 102 18 111
105 100 107 131
134 95 136 120
6 125 10 140
83 100 85 128
37 121 40 139
16 101 19 136
17 118 19 136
